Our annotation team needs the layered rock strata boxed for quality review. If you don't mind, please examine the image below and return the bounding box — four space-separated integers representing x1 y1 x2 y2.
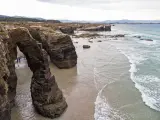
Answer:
81 25 111 31
0 25 68 119
0 32 11 120
29 26 77 69
9 27 68 118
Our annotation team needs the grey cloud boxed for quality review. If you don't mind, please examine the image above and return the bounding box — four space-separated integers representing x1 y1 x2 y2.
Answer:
37 0 160 10
37 0 121 6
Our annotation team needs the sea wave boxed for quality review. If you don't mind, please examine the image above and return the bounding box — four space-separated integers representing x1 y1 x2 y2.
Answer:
115 45 160 112
94 67 132 120
94 83 132 120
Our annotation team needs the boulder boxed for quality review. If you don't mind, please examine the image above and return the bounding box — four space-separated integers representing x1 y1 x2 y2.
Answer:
28 26 77 69
97 40 102 42
59 26 75 34
83 45 90 49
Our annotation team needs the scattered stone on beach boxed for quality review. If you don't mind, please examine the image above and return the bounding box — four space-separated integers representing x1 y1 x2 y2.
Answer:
83 45 90 49
146 39 153 41
81 25 111 31
140 38 153 41
97 40 102 42
105 34 125 38
114 34 125 37
133 35 141 38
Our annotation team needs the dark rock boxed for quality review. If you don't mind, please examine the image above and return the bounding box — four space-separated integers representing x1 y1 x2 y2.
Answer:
105 34 125 38
73 33 102 38
8 27 67 119
28 26 77 69
133 35 141 38
97 40 102 42
83 45 90 49
81 25 111 31
59 26 75 34
0 36 11 120
140 38 153 41
145 39 153 41
114 34 125 37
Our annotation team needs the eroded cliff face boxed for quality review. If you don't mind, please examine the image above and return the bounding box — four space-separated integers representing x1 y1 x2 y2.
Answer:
0 38 10 120
9 28 68 118
0 25 69 119
28 26 77 69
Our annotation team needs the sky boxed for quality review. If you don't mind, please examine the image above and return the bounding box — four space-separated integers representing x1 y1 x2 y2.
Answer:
0 0 160 21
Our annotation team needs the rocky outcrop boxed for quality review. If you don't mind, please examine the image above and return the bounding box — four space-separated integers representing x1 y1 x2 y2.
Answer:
140 38 153 41
105 34 125 38
9 27 67 118
0 32 11 120
28 26 77 69
73 33 102 38
81 25 111 31
59 26 75 34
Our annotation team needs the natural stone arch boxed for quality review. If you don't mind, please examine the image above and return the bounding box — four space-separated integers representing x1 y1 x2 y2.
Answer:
28 26 77 69
7 27 67 119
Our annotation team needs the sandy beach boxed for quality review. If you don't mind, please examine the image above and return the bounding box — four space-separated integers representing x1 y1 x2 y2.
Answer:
11 37 100 120
11 35 131 120
11 28 160 120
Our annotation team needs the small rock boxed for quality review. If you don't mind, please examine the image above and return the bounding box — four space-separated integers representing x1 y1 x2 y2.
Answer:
97 40 102 42
145 39 153 41
74 41 78 43
140 38 153 41
83 45 90 49
133 35 141 39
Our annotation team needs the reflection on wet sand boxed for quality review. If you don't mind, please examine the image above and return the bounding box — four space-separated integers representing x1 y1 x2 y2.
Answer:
12 41 98 120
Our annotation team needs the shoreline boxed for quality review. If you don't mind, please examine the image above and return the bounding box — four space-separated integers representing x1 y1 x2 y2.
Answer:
11 28 160 120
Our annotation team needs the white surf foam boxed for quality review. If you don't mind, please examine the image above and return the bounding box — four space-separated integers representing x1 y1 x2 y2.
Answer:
138 40 156 46
94 66 131 120
94 82 132 120
115 44 160 112
134 75 160 111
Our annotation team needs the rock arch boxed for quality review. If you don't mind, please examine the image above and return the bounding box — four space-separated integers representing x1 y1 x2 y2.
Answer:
0 27 67 120
28 26 77 69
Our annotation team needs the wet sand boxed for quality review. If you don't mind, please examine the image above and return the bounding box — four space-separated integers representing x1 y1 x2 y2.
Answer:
11 38 99 120
12 34 160 120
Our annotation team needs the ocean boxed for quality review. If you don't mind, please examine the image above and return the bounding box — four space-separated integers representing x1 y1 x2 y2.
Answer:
94 24 160 120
